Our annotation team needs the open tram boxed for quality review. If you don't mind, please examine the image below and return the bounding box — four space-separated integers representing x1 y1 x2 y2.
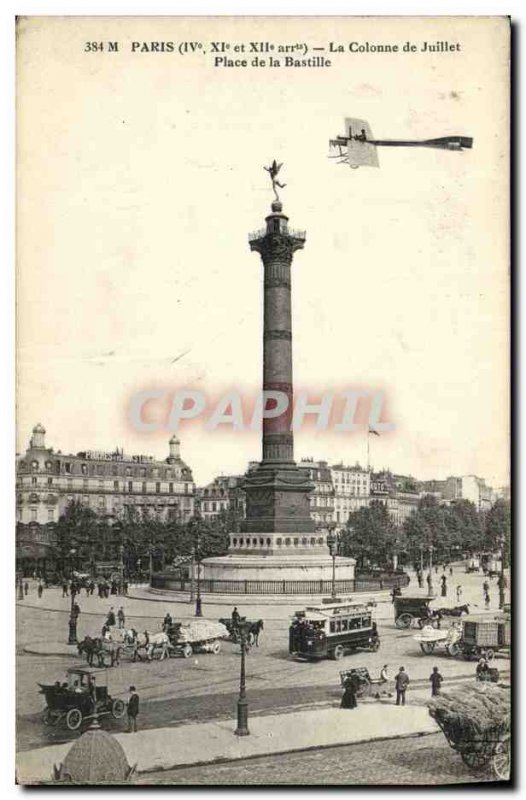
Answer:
289 601 380 661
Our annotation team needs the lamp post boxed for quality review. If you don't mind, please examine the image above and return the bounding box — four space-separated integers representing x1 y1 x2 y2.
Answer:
427 544 434 598
17 571 24 601
67 548 78 645
195 531 202 618
498 535 506 610
235 620 251 736
326 526 338 601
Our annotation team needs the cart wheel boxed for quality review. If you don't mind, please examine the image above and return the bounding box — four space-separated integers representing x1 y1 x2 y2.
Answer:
461 751 490 770
369 638 380 652
111 698 126 719
492 737 510 781
41 707 53 725
332 644 345 660
484 648 495 661
356 681 371 698
210 640 221 655
66 708 82 731
420 641 436 655
396 614 412 629
182 643 193 659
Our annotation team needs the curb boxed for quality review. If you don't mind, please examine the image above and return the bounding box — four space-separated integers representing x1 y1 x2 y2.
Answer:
136 728 441 775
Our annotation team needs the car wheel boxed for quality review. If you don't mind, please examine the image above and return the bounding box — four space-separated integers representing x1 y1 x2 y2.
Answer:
111 698 126 719
66 708 82 731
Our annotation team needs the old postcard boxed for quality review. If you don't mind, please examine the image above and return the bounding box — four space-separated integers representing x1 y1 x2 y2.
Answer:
15 15 510 786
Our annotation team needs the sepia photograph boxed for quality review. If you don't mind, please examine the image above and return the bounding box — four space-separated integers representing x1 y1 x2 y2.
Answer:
14 14 510 786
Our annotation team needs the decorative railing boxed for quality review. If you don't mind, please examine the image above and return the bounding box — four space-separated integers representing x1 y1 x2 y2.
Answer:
151 573 409 595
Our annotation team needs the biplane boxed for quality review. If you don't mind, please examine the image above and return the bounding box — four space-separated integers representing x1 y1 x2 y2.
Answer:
329 118 473 168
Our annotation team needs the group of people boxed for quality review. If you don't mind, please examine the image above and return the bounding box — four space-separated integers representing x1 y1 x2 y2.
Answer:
341 664 447 710
101 606 126 636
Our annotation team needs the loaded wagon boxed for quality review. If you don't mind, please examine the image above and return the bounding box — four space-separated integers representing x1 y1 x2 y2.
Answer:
429 684 510 781
394 596 440 629
413 622 462 656
458 614 511 661
39 667 126 731
166 619 229 658
465 558 480 574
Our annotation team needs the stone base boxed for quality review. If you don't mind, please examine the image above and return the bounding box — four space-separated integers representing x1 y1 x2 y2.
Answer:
201 553 356 583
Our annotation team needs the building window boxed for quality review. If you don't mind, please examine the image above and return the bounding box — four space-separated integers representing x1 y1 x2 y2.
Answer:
65 462 71 474
47 477 53 486
81 464 87 475
114 480 119 490
47 508 54 522
128 481 133 493
169 483 173 494
156 482 161 494
31 477 37 486
30 508 37 521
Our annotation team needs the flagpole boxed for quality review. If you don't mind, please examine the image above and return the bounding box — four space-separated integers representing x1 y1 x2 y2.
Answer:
367 430 370 472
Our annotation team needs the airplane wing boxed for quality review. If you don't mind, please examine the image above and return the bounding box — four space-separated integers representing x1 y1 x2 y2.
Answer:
344 117 379 168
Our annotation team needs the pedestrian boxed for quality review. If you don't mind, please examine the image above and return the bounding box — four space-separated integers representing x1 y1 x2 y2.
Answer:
62 582 68 598
340 674 359 709
395 666 410 706
449 566 454 577
127 686 139 732
24 581 28 596
118 607 126 629
484 590 491 609
232 606 240 624
72 601 81 619
107 607 116 627
380 664 389 683
482 579 489 597
435 565 438 574
429 666 443 697
37 582 43 599
440 575 447 598
426 573 432 591
123 580 129 596
162 612 172 632
456 585 462 603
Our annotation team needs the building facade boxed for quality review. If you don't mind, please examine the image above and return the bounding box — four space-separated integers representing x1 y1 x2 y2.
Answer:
331 463 370 526
195 475 246 522
16 425 196 525
297 458 335 529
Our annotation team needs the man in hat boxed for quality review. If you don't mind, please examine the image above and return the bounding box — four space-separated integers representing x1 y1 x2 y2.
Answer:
429 666 443 696
395 666 410 706
127 686 139 732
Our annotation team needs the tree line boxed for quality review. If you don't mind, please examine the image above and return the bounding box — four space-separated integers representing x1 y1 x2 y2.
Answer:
339 496 510 571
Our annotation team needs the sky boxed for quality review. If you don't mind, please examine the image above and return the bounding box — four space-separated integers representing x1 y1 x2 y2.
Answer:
16 16 509 488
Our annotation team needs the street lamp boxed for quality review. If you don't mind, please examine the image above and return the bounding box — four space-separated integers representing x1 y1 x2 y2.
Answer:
326 525 339 601
68 548 78 645
498 535 506 610
195 533 203 618
427 544 434 598
17 571 24 601
235 620 251 736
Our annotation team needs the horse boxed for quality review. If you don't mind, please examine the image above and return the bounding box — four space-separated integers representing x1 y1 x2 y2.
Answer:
78 636 103 667
128 629 169 661
77 636 122 667
436 604 470 618
248 619 264 647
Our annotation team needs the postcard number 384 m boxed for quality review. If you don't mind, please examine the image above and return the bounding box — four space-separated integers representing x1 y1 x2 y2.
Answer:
84 42 119 52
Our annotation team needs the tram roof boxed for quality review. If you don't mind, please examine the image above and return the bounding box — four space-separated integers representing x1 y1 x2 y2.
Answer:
302 602 371 617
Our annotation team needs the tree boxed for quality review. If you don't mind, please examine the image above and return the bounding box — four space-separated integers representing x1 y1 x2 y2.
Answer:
483 499 511 564
55 500 99 575
340 501 396 569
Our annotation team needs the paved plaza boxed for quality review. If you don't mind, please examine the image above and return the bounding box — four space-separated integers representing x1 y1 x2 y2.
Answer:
16 565 510 784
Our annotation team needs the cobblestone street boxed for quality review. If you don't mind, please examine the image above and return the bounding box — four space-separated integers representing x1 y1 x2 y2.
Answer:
138 734 495 785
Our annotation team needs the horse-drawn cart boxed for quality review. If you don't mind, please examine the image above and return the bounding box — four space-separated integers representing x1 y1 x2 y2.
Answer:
429 684 511 781
166 620 229 658
394 596 440 629
39 667 126 731
339 667 387 699
413 623 462 656
458 614 511 661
